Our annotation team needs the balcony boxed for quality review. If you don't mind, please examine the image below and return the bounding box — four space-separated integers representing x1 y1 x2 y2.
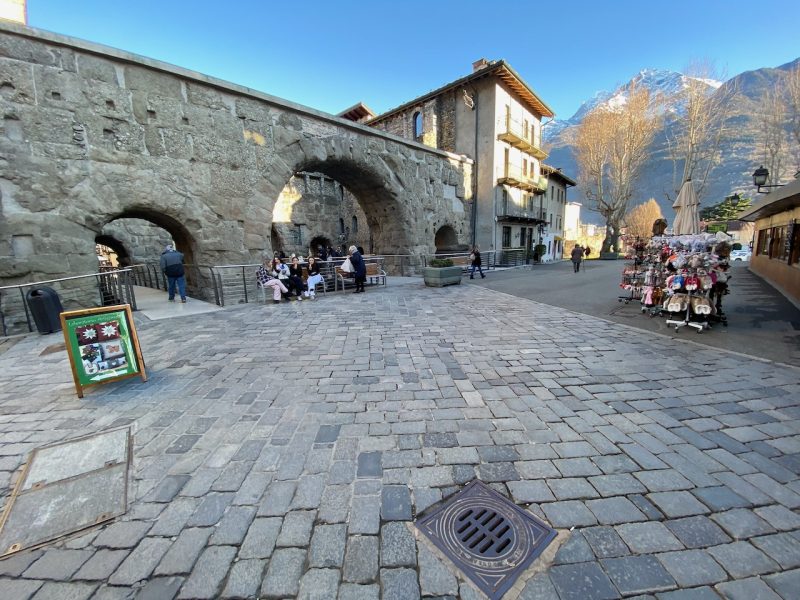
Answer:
496 116 548 160
497 166 548 194
495 198 547 224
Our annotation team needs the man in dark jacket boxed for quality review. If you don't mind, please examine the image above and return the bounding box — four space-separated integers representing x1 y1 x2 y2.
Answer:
348 245 366 293
160 244 187 302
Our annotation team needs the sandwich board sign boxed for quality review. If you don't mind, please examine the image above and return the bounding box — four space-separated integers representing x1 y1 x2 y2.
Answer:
60 305 146 398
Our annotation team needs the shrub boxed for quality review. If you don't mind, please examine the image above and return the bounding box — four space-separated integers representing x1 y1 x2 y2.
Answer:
429 258 454 267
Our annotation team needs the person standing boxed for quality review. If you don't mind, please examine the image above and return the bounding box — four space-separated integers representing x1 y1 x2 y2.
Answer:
570 244 584 273
349 245 366 293
256 256 289 303
160 244 187 302
470 246 485 279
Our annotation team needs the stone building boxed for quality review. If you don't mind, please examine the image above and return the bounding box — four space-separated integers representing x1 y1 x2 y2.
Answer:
369 58 574 260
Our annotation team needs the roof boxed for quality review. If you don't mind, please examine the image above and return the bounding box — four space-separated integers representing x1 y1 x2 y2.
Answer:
368 60 554 124
541 164 577 187
737 177 800 221
337 102 376 122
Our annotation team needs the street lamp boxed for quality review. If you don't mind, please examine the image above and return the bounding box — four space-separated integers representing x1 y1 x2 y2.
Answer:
752 166 784 193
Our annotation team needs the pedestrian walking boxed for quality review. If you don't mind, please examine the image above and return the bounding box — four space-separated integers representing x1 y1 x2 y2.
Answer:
583 245 592 269
349 245 366 293
469 246 485 279
570 244 584 273
160 244 187 302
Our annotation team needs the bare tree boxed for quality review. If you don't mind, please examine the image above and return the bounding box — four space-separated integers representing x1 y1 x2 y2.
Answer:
574 82 660 253
760 85 787 186
666 61 737 200
624 199 663 240
785 63 800 174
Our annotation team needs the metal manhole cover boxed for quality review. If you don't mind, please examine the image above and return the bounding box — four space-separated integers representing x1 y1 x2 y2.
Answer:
416 480 556 599
0 427 132 557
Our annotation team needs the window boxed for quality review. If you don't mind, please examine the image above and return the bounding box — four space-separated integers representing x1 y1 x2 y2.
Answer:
523 119 529 138
520 228 526 247
413 111 423 139
769 226 788 260
339 218 345 235
523 159 528 177
757 229 769 256
549 213 553 226
501 189 509 214
352 216 358 234
791 225 800 265
502 226 511 247
527 195 534 212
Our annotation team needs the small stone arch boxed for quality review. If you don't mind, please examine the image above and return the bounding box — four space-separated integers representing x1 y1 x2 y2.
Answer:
434 225 459 253
103 208 195 266
95 234 131 267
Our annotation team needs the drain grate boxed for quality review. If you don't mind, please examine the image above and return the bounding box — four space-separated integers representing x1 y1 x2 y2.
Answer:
416 479 556 600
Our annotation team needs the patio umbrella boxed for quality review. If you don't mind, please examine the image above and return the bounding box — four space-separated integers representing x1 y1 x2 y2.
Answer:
672 179 700 235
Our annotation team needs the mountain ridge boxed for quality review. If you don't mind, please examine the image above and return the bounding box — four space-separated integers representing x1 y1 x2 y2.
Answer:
546 58 800 225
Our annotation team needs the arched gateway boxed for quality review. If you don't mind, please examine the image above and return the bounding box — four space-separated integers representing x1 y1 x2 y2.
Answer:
0 22 473 296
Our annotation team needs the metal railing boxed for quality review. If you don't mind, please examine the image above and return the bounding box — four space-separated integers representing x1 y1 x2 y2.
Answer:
0 269 137 337
207 257 387 307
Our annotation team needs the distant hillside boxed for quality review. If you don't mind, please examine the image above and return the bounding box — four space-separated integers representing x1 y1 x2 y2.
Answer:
546 59 800 225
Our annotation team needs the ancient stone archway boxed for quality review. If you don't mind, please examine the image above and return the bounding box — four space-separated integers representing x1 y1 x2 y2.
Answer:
434 225 459 253
0 24 473 290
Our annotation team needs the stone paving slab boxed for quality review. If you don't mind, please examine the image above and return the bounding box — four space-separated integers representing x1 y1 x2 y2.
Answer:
0 281 798 599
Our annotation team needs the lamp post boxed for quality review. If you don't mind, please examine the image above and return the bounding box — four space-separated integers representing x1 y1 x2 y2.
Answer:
753 166 784 193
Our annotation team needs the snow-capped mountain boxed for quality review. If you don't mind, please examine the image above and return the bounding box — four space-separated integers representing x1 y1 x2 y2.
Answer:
545 69 722 141
545 59 798 224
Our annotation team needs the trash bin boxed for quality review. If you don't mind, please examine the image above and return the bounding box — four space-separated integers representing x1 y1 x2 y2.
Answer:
25 287 64 334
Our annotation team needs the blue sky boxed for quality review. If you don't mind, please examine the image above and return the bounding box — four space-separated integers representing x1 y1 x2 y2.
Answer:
26 0 800 120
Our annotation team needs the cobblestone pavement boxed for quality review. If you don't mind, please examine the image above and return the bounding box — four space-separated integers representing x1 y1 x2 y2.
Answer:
0 281 798 600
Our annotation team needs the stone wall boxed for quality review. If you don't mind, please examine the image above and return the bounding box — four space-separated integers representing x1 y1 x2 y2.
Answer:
0 22 473 300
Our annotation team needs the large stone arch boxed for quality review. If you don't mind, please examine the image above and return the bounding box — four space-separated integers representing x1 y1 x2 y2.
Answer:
0 23 473 291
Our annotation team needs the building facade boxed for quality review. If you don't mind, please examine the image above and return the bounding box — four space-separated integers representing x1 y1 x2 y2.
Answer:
739 178 800 305
369 59 571 260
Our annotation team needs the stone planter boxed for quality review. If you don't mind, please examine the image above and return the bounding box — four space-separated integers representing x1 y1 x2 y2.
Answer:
423 266 462 287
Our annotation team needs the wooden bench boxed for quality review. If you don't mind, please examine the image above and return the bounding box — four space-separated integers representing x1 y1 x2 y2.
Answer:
335 262 387 291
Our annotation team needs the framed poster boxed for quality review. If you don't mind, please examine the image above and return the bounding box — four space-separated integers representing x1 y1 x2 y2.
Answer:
60 305 146 398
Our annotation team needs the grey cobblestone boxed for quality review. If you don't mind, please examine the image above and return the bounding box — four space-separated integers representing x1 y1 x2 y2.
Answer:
23 549 92 580
239 517 282 559
154 527 211 575
220 559 265 599
380 568 421 600
94 521 152 549
261 548 306 597
380 523 417 568
108 537 171 586
343 536 379 584
298 569 340 600
30 582 97 599
176 545 236 599
2 269 799 599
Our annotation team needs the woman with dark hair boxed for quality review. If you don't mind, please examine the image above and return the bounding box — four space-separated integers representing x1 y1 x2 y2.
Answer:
287 256 306 300
469 246 485 279
304 256 324 299
349 245 366 293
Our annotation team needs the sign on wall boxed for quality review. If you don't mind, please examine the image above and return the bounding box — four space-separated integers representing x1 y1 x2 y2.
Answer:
60 305 146 398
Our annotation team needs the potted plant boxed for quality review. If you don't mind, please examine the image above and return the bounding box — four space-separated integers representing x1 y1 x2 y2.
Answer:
423 258 462 287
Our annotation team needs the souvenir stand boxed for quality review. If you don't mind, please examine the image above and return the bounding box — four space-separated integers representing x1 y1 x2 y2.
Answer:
619 232 732 333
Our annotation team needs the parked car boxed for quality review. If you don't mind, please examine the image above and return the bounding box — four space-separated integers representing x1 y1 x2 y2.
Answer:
730 249 752 261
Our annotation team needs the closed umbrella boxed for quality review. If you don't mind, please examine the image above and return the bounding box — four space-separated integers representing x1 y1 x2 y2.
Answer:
672 179 700 235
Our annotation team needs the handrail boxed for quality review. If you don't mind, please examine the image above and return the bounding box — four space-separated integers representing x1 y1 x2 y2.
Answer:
0 268 134 291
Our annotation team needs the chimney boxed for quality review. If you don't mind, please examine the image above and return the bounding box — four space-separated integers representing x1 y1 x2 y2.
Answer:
472 58 490 72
